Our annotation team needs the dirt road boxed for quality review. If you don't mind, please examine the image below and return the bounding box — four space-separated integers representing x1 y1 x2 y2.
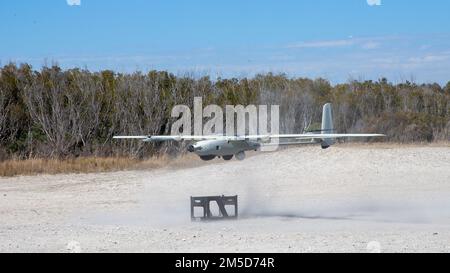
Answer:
1 144 450 253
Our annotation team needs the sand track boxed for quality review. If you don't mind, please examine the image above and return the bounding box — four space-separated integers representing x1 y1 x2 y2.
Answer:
1 144 450 253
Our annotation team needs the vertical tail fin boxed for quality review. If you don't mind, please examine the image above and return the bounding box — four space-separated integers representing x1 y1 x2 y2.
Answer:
321 103 335 149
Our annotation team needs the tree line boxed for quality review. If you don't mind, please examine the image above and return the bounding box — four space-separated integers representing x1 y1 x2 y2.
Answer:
0 63 449 160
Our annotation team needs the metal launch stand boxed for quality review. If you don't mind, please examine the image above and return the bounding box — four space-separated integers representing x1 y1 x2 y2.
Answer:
190 195 238 221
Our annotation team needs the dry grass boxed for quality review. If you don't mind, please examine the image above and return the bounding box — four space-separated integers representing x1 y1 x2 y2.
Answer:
0 152 214 177
0 156 173 177
0 152 227 177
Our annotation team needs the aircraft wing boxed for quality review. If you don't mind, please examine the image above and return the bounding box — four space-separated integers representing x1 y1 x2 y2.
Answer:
113 135 227 142
113 136 149 139
113 133 385 142
243 133 386 140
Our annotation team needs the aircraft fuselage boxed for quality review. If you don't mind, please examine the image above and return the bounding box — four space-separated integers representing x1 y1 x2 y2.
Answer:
187 140 260 161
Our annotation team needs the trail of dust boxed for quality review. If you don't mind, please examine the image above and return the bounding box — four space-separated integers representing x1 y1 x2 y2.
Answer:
240 196 450 225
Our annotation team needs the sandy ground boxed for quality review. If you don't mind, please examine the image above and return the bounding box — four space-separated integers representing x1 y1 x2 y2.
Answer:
1 144 450 253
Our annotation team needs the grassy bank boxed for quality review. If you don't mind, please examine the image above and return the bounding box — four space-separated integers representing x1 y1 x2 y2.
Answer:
0 156 169 177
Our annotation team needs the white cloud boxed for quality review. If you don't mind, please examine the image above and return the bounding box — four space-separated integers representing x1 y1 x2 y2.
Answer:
362 42 380 50
367 0 381 6
286 37 386 50
67 0 81 6
287 39 354 49
409 54 450 64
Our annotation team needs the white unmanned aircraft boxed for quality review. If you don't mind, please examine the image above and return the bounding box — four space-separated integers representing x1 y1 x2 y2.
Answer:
114 103 385 161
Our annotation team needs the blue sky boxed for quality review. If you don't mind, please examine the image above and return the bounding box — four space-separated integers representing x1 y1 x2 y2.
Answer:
1 0 450 84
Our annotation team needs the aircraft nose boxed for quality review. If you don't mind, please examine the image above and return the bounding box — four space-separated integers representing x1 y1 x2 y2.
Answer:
187 145 195 152
187 144 202 152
